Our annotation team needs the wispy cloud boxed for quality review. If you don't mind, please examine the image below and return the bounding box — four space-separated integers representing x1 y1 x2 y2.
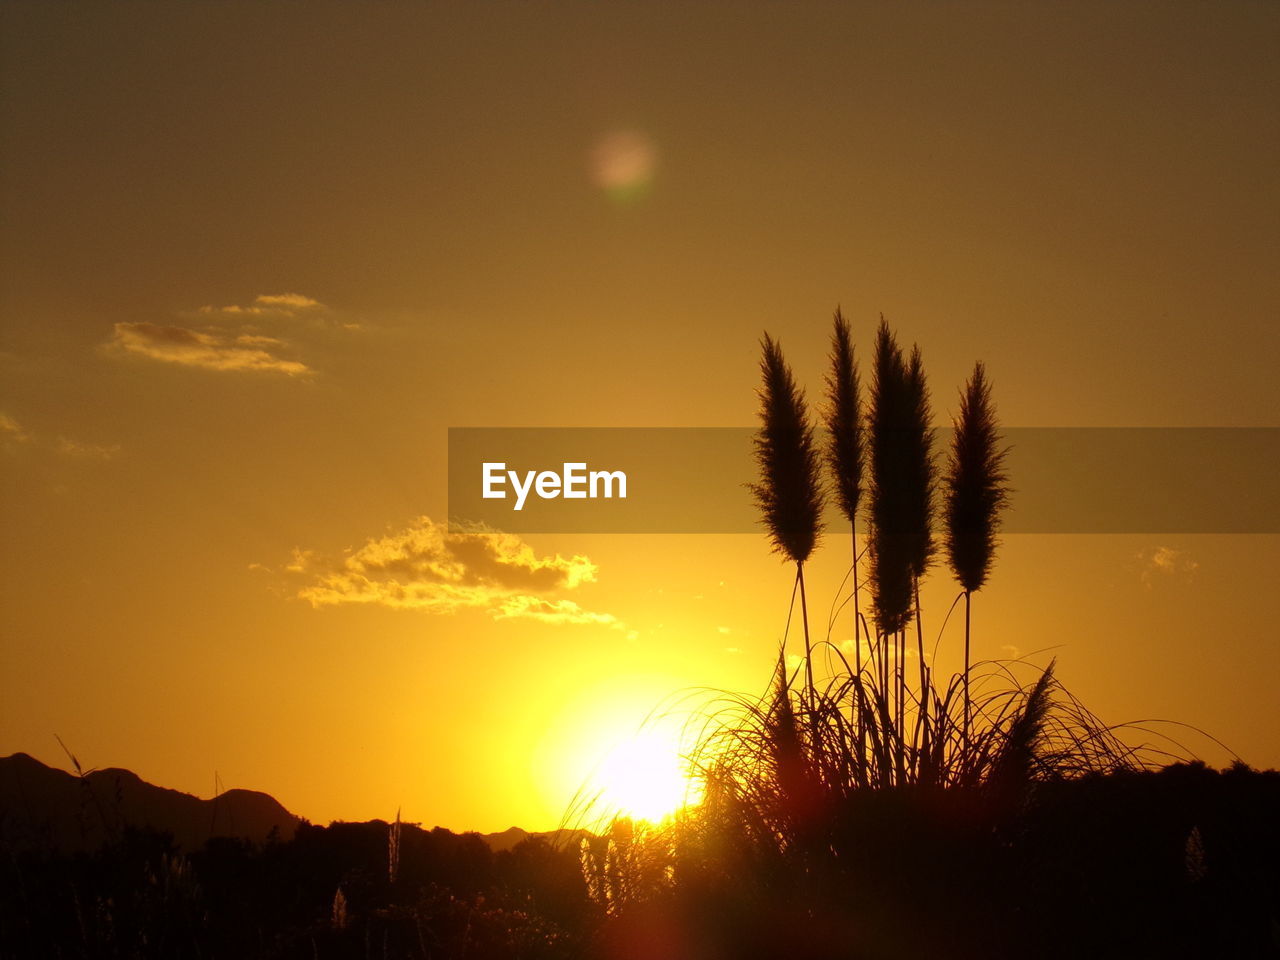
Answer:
197 293 322 317
1 412 30 443
491 595 617 626
1 412 119 461
106 292 344 376
279 517 618 627
110 322 311 376
1137 545 1199 588
55 437 122 460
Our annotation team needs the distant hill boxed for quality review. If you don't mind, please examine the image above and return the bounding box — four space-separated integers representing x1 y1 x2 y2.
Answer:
0 752 300 854
481 825 532 852
478 825 588 852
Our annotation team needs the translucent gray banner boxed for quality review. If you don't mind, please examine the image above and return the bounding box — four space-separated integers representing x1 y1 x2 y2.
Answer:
447 427 1280 534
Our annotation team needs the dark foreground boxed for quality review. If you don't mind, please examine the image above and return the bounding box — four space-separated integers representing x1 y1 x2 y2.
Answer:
2 763 1278 960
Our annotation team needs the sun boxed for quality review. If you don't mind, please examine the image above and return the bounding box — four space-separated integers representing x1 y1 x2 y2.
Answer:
533 679 709 829
596 727 696 824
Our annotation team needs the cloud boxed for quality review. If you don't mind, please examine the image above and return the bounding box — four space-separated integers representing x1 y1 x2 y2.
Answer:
1 412 119 461
111 322 311 376
55 437 121 460
1137 545 1199 587
105 292 350 376
282 516 618 626
251 293 320 309
491 595 617 626
198 293 323 317
838 638 878 663
0 413 29 443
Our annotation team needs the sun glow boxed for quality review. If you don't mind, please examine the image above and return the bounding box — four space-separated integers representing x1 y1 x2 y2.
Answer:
596 726 696 824
535 680 706 828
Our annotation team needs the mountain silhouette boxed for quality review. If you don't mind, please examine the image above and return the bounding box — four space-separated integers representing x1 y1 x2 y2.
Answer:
0 752 299 854
481 825 532 852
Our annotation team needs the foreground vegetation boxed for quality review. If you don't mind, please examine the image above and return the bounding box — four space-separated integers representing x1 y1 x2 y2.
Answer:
576 313 1280 958
3 763 1279 958
1 819 591 959
594 763 1280 959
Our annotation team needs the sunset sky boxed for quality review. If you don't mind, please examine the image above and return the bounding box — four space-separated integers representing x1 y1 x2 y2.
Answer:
2 2 1277 833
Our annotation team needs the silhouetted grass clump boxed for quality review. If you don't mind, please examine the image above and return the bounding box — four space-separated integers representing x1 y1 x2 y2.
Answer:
572 310 1272 959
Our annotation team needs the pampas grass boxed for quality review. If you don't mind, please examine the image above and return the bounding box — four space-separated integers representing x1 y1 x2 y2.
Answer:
823 308 864 651
751 332 825 698
823 308 868 783
750 333 824 568
569 311 1177 950
944 362 1008 594
945 361 1010 748
691 314 1139 857
864 321 939 776
867 320 917 638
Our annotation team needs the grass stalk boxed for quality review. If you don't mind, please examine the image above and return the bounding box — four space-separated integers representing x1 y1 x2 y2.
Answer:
750 332 824 706
944 361 1010 759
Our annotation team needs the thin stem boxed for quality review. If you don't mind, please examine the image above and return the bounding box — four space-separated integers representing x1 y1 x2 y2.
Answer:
852 528 862 660
896 627 906 786
798 561 813 707
852 524 866 786
963 589 972 755
915 577 929 781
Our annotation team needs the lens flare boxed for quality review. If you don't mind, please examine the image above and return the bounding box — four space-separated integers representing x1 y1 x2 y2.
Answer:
589 129 658 203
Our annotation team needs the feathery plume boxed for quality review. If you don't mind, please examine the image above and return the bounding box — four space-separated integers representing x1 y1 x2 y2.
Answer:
824 308 863 526
867 320 916 634
903 345 936 578
751 334 824 565
824 308 868 773
944 362 1009 593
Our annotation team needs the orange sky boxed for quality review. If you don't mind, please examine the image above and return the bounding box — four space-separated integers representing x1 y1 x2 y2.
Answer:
2 2 1277 833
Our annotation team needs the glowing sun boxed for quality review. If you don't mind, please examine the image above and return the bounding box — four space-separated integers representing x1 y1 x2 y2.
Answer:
596 727 695 824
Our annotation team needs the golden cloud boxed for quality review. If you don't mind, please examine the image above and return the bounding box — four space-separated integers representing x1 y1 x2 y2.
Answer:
106 292 367 377
252 293 320 309
198 293 323 316
0 413 29 443
55 437 122 460
1 412 120 461
284 517 618 626
491 595 617 626
1137 545 1199 587
111 322 311 376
